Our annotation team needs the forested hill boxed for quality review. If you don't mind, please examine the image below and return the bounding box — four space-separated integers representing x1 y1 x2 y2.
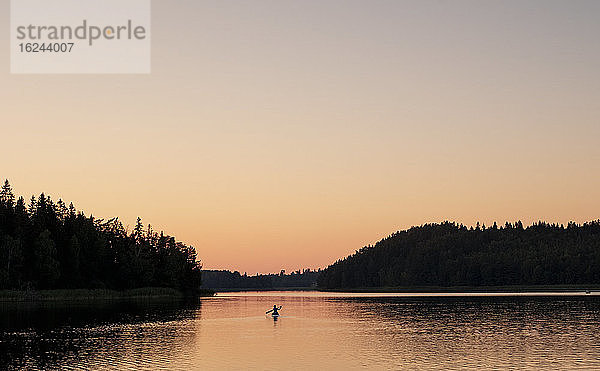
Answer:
317 221 600 289
0 180 202 291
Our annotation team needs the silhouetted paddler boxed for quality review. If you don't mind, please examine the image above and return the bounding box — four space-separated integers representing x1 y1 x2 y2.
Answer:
266 305 282 315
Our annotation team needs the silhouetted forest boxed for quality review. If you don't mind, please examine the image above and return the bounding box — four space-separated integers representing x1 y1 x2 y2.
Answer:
201 269 319 290
318 221 600 289
0 180 202 291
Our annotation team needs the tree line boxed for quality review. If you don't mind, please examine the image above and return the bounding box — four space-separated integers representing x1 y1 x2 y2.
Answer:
0 180 201 292
201 269 319 289
317 221 600 289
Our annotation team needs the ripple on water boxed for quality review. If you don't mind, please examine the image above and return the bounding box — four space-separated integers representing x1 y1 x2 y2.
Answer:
2 293 600 369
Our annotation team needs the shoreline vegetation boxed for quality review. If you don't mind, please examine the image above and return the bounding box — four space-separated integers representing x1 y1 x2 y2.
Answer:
316 285 600 293
1 285 595 301
200 269 319 291
212 287 316 292
210 285 598 294
0 287 215 302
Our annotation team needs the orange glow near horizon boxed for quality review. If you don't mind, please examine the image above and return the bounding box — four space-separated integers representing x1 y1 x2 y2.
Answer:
1 1 599 274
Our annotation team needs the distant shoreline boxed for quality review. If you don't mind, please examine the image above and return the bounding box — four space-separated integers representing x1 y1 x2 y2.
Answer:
207 287 315 292
0 287 215 302
317 285 600 293
209 285 600 294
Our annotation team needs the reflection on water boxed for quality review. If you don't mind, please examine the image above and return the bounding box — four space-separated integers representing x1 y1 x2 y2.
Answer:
0 299 200 370
2 292 600 369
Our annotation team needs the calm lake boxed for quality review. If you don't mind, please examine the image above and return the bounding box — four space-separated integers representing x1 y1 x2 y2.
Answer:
2 291 600 369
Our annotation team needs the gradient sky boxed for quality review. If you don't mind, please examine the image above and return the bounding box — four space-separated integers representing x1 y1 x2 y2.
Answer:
1 0 599 274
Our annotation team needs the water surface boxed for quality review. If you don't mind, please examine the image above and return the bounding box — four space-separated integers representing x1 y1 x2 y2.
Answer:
2 291 600 369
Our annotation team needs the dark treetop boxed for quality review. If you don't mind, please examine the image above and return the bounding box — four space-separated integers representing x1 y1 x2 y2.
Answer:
0 180 201 291
317 220 600 289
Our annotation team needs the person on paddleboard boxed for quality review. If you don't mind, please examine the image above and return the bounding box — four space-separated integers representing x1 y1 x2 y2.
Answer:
266 305 282 315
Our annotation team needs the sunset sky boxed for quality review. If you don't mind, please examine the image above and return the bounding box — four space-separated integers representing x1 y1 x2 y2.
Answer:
1 0 599 274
